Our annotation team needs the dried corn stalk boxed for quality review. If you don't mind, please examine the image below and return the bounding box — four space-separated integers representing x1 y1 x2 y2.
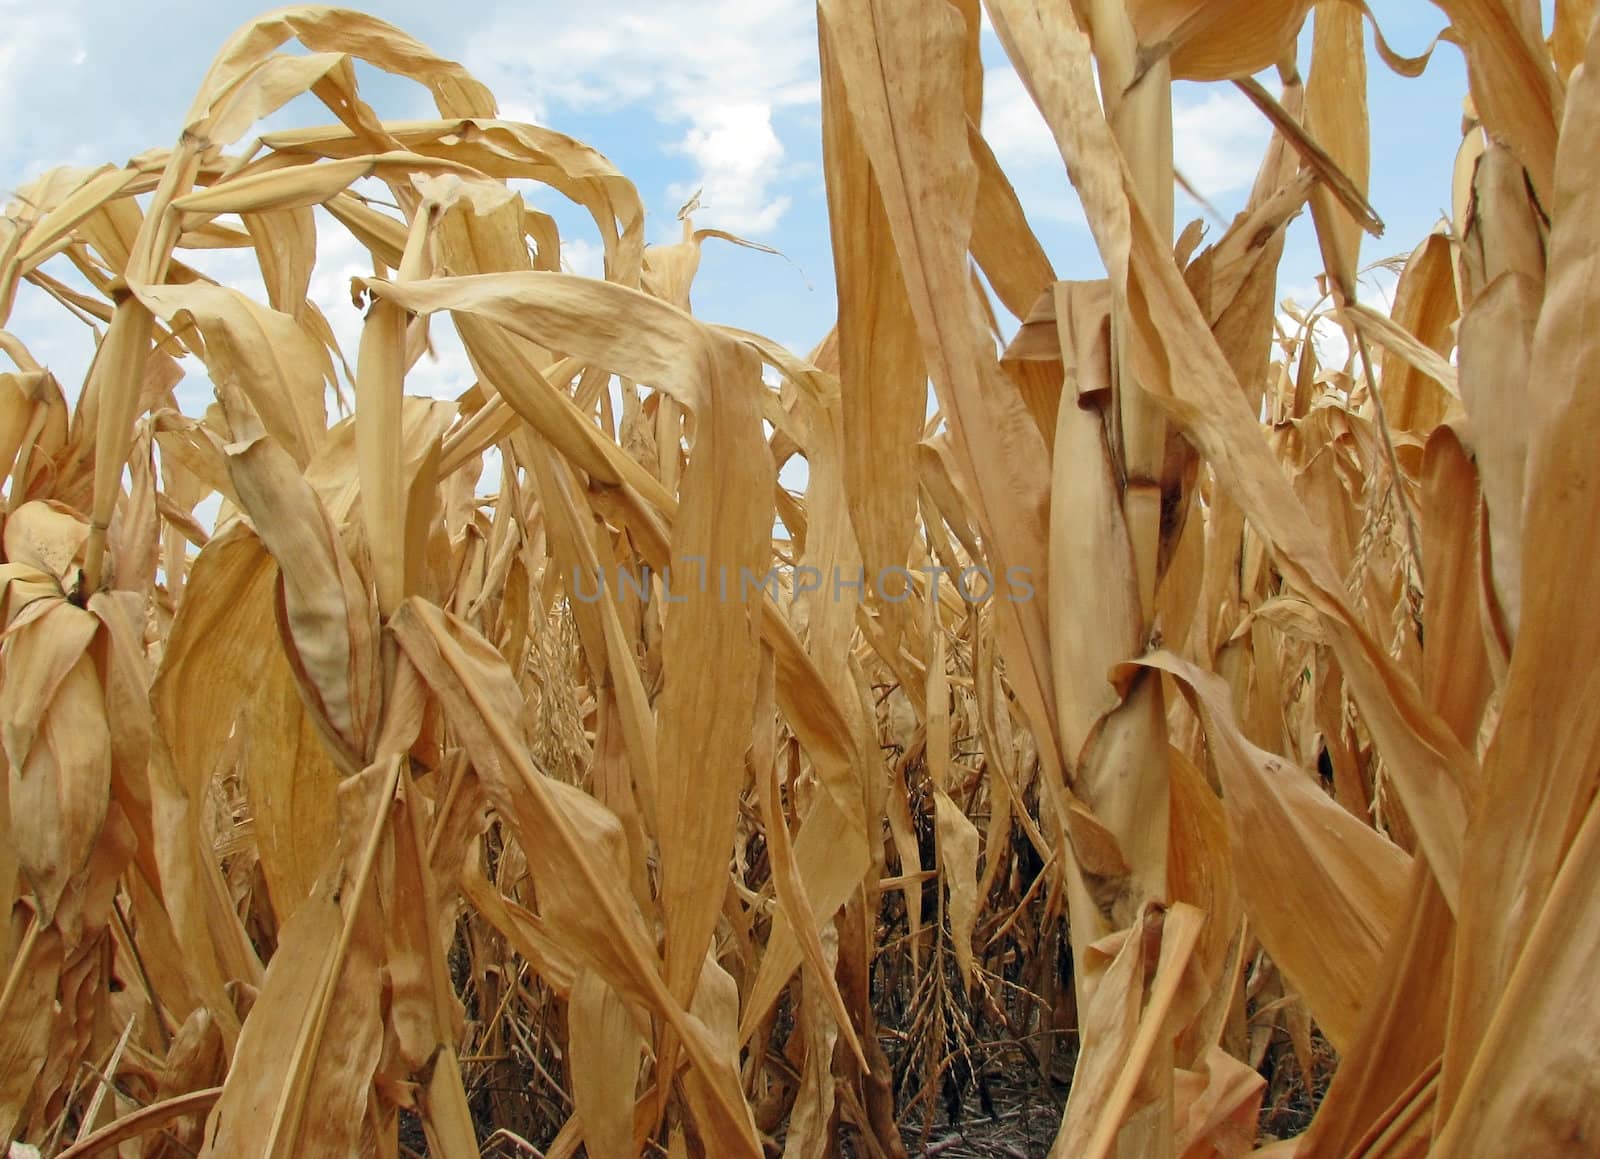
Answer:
1 3 1597 1157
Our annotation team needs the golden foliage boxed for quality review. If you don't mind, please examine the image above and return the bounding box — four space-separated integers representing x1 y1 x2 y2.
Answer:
0 3 1594 1156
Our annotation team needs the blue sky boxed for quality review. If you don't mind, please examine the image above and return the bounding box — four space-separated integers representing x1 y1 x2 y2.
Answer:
1 2 1486 420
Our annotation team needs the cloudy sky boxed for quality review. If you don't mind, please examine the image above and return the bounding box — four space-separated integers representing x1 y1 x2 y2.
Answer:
2 1 1482 411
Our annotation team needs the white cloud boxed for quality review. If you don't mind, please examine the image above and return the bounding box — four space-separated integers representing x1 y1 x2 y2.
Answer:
980 64 1272 223
1276 265 1402 372
0 2 101 188
406 318 474 401
981 64 1088 226
1171 88 1272 199
982 63 1067 167
0 0 83 133
464 0 818 234
669 102 791 234
5 267 97 396
561 237 604 278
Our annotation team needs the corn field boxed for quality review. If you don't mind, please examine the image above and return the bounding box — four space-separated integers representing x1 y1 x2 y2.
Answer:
0 2 1595 1156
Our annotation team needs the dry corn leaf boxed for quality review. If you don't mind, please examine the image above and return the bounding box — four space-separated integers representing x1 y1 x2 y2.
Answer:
1132 653 1408 1052
225 433 380 768
7 5 1600 1155
389 599 761 1153
1443 17 1600 1111
1129 0 1314 81
569 968 643 1159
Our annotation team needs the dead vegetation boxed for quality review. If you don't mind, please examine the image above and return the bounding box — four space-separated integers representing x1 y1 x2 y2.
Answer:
2 2 1597 1156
